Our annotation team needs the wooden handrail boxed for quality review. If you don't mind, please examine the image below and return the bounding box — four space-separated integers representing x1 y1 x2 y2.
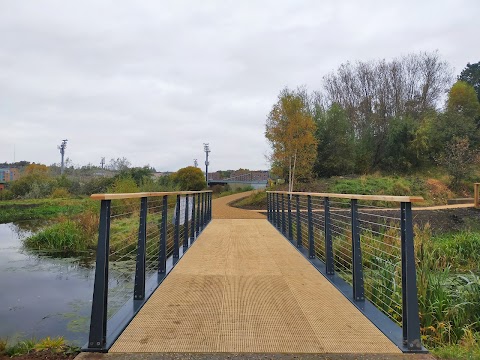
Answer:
91 190 212 200
267 191 424 203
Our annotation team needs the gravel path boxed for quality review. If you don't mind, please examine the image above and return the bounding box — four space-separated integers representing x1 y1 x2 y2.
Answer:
212 191 265 219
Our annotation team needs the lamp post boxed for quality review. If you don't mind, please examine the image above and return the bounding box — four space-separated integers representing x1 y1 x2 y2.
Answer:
204 143 210 184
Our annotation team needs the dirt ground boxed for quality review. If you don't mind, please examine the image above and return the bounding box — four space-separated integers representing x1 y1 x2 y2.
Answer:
0 351 77 360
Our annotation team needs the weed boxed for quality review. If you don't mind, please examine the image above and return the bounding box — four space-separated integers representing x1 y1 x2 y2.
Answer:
34 337 66 352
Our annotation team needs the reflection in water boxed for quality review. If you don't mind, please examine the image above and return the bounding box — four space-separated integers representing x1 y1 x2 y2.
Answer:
0 222 135 346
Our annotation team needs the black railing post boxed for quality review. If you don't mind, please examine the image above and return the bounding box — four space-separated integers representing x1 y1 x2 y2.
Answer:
296 195 301 248
308 195 314 259
288 194 293 241
191 193 196 241
281 194 286 235
401 202 422 351
184 195 189 248
88 199 111 350
158 195 167 273
209 192 212 222
324 197 334 275
174 195 180 259
200 192 205 230
272 193 277 227
276 193 280 230
267 193 270 222
205 192 208 224
196 193 200 235
351 199 364 301
134 197 147 300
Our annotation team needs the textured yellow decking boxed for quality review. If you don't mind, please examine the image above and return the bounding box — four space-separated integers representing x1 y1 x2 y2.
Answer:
110 198 401 354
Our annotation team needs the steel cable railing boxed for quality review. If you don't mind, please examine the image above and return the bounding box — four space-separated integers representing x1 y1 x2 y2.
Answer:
267 190 424 352
85 190 212 351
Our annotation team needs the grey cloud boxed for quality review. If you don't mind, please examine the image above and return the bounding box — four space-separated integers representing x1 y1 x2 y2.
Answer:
0 0 479 170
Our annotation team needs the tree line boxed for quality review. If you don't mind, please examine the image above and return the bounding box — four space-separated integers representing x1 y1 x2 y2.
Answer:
265 52 480 189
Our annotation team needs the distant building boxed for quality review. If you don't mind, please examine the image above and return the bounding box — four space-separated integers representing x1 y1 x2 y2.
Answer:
0 183 5 191
0 168 19 182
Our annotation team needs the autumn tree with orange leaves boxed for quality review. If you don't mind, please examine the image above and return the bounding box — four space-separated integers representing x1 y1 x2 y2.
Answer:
265 87 317 190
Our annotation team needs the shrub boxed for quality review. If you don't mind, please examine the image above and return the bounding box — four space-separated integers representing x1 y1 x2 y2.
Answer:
172 166 206 190
0 189 14 200
50 188 70 199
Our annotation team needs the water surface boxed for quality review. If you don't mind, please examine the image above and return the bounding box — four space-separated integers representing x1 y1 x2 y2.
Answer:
0 222 94 345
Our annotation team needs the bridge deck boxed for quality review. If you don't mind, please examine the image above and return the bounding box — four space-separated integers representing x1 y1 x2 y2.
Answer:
111 194 401 354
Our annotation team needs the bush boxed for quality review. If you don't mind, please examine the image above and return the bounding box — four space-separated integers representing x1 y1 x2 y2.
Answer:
172 166 206 190
0 189 14 200
50 188 70 199
107 176 140 215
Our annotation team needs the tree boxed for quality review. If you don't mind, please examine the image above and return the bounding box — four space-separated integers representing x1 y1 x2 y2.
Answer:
24 163 49 175
108 157 131 171
314 103 355 176
265 87 317 188
172 166 206 190
431 81 480 155
446 81 480 119
322 51 451 170
436 137 478 189
458 61 480 102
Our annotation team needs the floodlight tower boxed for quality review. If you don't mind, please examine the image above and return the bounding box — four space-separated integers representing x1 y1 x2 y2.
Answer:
194 159 198 168
58 139 68 175
203 143 210 183
100 157 105 169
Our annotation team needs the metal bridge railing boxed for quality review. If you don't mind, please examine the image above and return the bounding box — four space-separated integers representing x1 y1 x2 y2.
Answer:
267 191 424 353
85 190 212 352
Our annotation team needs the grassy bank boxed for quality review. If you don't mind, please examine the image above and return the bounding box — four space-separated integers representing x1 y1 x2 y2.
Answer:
0 337 79 359
0 198 94 224
232 174 472 210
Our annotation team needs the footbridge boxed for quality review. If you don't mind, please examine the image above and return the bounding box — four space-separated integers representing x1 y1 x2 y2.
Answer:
81 190 428 357
208 172 268 189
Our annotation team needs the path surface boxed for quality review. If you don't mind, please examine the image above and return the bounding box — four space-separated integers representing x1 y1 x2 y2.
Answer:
212 191 265 219
110 192 401 354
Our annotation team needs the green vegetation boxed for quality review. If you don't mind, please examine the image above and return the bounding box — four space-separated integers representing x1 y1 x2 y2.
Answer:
0 337 79 358
0 198 94 223
231 190 266 208
212 185 254 198
266 54 480 192
171 166 206 190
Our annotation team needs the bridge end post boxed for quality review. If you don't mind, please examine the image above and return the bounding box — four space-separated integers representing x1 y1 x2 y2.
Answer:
87 199 111 351
281 194 286 235
158 195 167 273
401 202 422 351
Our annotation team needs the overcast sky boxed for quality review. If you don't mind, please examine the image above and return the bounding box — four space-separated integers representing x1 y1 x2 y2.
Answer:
0 1 478 171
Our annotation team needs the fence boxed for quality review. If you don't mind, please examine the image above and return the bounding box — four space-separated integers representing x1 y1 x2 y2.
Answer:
85 190 212 351
267 191 424 352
